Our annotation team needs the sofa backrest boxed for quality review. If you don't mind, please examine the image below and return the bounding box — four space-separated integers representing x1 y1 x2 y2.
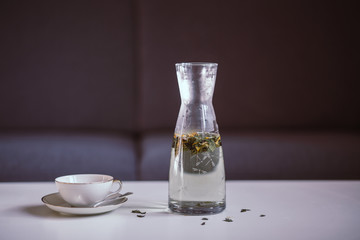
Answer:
0 0 135 132
137 0 360 132
1 0 359 133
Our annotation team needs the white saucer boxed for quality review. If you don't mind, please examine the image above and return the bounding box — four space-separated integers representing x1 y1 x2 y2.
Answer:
41 193 128 215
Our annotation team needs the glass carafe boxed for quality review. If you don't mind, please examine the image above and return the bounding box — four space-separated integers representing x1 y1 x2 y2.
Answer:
169 62 226 214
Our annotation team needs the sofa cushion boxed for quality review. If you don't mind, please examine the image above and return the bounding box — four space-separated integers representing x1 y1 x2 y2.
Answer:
139 132 173 180
139 131 360 180
223 131 360 180
0 132 136 181
0 0 135 131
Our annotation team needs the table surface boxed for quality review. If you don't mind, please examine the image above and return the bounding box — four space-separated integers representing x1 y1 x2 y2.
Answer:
0 180 359 240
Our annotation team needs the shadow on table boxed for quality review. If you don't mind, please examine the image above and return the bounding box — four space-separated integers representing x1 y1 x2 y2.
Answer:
22 205 108 218
120 200 172 216
22 201 171 218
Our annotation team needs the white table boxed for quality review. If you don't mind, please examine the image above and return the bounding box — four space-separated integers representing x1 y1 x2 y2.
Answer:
0 181 359 240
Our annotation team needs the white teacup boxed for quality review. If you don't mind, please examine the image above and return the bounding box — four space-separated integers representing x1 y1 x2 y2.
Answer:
55 174 122 207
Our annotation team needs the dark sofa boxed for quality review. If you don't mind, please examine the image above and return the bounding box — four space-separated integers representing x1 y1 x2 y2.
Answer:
1 0 359 181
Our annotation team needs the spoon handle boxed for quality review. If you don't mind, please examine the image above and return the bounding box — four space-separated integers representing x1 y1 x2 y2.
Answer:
93 192 133 207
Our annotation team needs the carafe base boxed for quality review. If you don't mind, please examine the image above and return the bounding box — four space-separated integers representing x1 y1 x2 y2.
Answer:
169 199 225 215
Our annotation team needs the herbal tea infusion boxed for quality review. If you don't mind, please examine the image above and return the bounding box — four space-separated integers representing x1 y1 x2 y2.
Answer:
172 132 222 173
169 63 226 215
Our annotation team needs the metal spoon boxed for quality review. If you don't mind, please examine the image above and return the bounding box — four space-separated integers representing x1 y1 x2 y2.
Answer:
92 192 133 208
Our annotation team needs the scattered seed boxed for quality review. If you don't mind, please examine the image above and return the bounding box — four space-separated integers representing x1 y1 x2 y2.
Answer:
137 215 145 218
202 218 208 220
201 222 206 225
132 210 146 214
260 214 266 217
240 209 251 213
223 217 233 222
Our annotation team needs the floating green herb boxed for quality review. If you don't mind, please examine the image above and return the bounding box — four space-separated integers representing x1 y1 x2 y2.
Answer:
173 132 222 156
172 133 222 174
137 215 145 218
241 209 251 212
223 217 233 222
202 218 208 220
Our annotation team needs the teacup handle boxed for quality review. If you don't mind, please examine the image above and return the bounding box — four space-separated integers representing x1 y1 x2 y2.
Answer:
105 179 123 199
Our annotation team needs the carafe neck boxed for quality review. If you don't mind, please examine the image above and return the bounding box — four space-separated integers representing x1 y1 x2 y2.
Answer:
176 63 217 105
175 62 219 135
